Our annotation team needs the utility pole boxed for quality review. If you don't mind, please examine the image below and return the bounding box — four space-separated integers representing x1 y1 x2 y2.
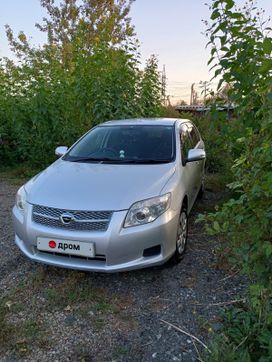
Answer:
200 81 209 104
161 65 167 106
190 83 195 105
203 81 208 103
194 91 198 105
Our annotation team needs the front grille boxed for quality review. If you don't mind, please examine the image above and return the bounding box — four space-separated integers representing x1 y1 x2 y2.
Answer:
32 205 112 231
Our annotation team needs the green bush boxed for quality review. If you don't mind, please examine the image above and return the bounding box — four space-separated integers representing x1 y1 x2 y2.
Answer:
202 1 272 360
160 105 181 118
207 292 272 362
193 113 238 174
0 0 162 167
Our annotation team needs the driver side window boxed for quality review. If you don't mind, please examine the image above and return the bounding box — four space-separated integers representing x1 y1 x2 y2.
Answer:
180 129 193 166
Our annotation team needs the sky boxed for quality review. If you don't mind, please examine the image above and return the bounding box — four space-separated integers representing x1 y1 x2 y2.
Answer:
1 0 272 103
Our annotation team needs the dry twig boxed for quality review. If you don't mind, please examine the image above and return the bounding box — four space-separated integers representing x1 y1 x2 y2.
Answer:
233 335 248 352
179 346 203 362
192 298 245 307
160 319 211 353
219 270 239 282
191 337 204 362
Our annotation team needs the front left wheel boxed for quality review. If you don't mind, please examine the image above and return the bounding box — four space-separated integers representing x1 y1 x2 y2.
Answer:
172 207 188 264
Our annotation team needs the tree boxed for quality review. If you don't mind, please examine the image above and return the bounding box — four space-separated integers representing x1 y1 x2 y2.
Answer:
179 100 188 106
139 55 162 117
5 0 135 67
0 0 162 166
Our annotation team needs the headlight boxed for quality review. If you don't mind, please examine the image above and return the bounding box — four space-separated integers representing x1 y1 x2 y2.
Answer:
15 186 27 214
124 193 171 228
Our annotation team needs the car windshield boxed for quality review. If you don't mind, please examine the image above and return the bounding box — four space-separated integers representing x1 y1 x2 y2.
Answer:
64 125 175 164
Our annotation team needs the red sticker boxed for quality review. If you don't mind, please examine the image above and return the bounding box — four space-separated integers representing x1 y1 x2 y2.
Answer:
49 240 56 249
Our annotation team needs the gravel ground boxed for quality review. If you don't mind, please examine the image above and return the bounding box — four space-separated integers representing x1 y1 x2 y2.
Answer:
0 177 247 362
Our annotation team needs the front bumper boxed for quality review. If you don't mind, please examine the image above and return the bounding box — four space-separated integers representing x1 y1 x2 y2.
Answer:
12 204 179 272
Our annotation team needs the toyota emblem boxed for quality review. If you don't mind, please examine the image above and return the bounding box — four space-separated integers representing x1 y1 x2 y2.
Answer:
60 213 74 224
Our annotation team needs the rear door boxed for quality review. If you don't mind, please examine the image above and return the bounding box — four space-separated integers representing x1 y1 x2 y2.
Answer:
179 124 198 211
186 122 205 198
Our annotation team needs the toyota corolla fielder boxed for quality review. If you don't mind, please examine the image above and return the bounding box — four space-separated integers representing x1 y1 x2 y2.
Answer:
13 118 205 272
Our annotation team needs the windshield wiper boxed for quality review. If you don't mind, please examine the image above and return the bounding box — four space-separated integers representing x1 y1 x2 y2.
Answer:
69 157 171 164
121 159 171 164
111 158 171 164
70 157 117 163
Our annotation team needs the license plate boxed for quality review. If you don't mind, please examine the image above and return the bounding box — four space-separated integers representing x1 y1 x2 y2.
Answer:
37 237 95 258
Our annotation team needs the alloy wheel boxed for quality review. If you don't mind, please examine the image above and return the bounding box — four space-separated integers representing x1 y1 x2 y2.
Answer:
176 210 188 256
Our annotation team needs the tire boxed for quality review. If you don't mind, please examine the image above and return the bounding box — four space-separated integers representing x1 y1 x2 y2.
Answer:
171 206 188 264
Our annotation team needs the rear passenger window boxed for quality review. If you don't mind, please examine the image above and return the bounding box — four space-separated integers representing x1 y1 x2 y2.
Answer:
187 124 200 148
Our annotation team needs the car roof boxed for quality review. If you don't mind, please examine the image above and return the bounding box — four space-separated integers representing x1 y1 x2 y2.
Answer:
101 118 190 127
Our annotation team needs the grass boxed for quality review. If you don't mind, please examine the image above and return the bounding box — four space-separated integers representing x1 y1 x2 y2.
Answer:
0 302 14 346
44 284 94 309
0 266 136 358
113 345 129 359
93 301 116 313
73 344 94 361
17 319 48 349
0 164 43 184
0 298 47 356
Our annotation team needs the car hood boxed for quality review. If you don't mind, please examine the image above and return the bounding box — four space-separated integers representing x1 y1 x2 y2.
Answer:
25 160 176 211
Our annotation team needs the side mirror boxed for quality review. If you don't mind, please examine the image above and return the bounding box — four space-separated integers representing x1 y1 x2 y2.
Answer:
55 146 68 157
186 149 206 163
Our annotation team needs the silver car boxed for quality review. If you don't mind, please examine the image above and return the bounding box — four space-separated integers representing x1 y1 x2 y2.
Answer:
13 118 205 272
